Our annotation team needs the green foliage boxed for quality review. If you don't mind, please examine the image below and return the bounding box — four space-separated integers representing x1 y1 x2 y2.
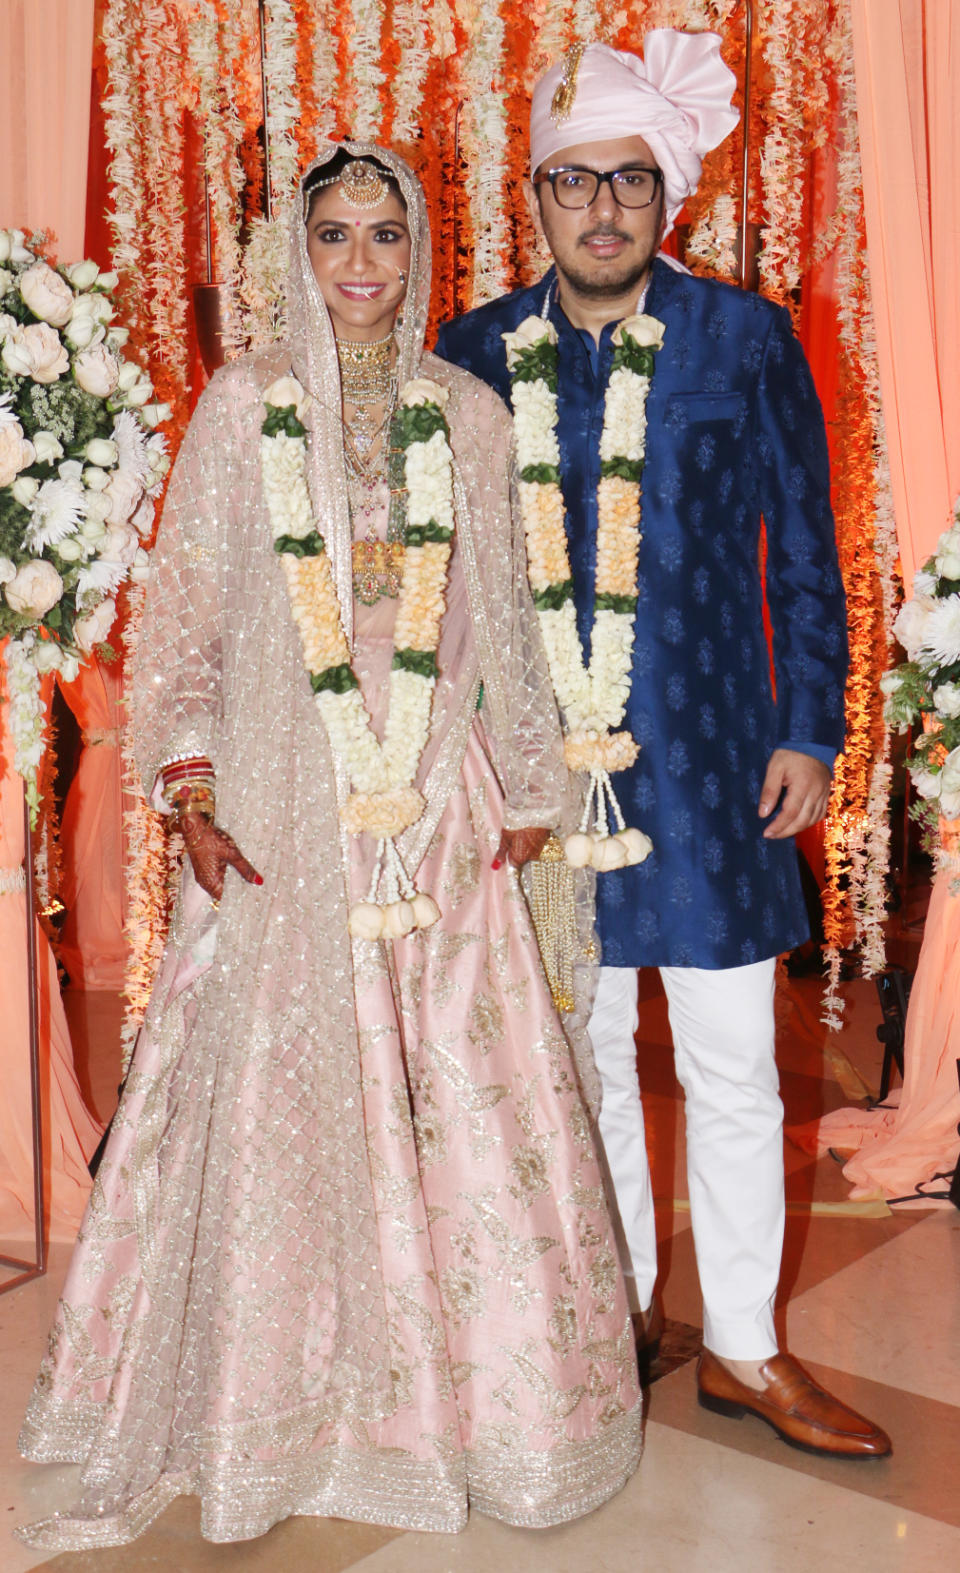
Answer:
310 663 359 695
391 401 448 449
508 340 558 393
611 336 657 378
532 581 573 610
261 404 307 439
404 521 453 546
273 530 324 557
600 456 644 482
392 647 439 679
594 591 638 615
519 462 561 485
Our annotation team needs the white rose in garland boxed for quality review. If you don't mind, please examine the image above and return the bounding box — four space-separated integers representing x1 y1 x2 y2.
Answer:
261 375 455 939
0 231 165 818
505 312 662 873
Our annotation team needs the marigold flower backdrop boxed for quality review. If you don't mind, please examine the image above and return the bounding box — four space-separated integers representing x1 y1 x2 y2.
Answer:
46 0 910 1029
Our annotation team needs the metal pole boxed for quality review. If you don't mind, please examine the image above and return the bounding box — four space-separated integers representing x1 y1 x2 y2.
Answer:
739 0 755 290
0 784 47 1294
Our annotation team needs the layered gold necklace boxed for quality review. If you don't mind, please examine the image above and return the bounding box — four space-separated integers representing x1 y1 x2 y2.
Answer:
337 332 405 604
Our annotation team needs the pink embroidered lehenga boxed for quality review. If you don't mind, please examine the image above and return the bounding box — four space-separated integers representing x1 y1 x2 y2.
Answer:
17 144 641 1550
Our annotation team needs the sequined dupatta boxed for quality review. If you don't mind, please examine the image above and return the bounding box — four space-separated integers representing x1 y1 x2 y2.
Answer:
286 142 432 651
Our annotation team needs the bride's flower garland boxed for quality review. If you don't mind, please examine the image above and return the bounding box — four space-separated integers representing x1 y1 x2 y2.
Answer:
505 312 663 872
261 374 454 939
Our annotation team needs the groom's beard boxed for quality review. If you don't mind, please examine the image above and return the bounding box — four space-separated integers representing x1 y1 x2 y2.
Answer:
558 225 658 301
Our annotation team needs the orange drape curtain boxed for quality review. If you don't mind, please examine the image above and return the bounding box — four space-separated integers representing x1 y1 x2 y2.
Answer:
0 0 96 260
850 0 960 585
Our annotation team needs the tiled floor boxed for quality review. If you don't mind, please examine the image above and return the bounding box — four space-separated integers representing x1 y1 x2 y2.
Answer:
3 968 958 1572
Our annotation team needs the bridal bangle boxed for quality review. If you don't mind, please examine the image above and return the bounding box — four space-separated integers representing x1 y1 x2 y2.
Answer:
159 755 216 821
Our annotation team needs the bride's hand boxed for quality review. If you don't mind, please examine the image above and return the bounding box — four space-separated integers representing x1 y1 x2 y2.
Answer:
178 810 263 901
492 827 552 869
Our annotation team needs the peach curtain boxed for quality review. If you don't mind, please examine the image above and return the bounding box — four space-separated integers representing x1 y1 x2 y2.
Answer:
850 0 960 586
58 656 129 989
0 674 101 1244
0 0 96 261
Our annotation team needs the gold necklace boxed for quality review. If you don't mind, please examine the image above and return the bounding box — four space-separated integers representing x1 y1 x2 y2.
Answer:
336 332 395 405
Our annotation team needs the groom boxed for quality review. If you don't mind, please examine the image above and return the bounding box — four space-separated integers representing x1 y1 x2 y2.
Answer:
436 31 891 1457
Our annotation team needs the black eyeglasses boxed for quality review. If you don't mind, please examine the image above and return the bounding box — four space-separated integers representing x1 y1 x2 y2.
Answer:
535 165 663 211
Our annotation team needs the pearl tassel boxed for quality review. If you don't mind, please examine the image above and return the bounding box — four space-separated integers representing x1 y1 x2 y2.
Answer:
348 836 440 939
563 770 652 872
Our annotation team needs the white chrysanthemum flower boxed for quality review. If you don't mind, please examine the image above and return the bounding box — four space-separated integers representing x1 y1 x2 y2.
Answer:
76 556 126 607
111 408 151 483
918 594 960 667
25 477 87 551
893 595 934 662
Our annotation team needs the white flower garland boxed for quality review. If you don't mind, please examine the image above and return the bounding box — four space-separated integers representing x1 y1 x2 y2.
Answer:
349 0 386 139
3 634 45 819
391 0 432 145
505 312 664 873
261 375 456 938
458 6 509 305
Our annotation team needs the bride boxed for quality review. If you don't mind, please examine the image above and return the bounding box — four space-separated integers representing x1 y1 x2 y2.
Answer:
17 143 641 1549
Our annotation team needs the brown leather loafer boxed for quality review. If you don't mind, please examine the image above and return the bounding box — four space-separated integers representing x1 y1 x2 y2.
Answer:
632 1297 665 1381
697 1349 892 1458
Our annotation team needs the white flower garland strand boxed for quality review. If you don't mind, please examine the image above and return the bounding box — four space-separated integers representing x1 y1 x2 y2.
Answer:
186 1 246 360
391 0 433 145
261 375 456 938
102 0 145 332
308 0 340 149
349 0 386 139
505 313 663 873
458 4 509 305
3 635 45 819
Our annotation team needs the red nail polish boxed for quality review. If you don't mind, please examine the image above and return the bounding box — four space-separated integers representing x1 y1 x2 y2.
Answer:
254 874 264 885
491 857 503 871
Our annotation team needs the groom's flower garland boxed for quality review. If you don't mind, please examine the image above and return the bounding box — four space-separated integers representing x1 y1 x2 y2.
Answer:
261 373 454 939
504 312 663 872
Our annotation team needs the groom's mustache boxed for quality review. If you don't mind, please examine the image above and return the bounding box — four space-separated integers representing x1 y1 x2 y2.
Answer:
577 225 633 246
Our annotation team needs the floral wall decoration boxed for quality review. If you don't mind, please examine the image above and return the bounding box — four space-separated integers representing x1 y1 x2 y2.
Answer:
93 0 899 1029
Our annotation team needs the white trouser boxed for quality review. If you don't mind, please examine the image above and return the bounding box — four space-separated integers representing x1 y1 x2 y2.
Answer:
589 960 783 1360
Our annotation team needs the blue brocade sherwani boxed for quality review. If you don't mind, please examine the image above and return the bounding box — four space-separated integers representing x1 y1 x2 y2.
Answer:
436 258 848 970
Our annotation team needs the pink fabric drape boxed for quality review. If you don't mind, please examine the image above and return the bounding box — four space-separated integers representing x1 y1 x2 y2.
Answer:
0 675 102 1245
0 0 96 260
789 835 960 1203
851 0 960 584
58 656 128 990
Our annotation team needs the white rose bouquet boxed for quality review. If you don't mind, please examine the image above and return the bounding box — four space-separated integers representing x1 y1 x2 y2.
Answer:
884 500 960 833
0 229 171 814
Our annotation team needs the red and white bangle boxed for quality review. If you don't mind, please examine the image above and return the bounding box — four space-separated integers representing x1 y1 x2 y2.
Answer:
159 755 216 820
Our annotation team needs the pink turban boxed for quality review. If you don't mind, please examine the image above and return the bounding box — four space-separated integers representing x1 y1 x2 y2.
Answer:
530 31 739 236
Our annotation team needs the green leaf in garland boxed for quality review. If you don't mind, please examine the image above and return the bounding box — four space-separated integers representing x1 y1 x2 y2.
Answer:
392 647 439 679
600 456 644 483
532 581 574 610
611 336 658 379
508 341 558 392
310 663 358 695
262 404 307 439
594 591 638 615
519 462 562 485
405 521 453 546
273 531 324 557
391 401 449 449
